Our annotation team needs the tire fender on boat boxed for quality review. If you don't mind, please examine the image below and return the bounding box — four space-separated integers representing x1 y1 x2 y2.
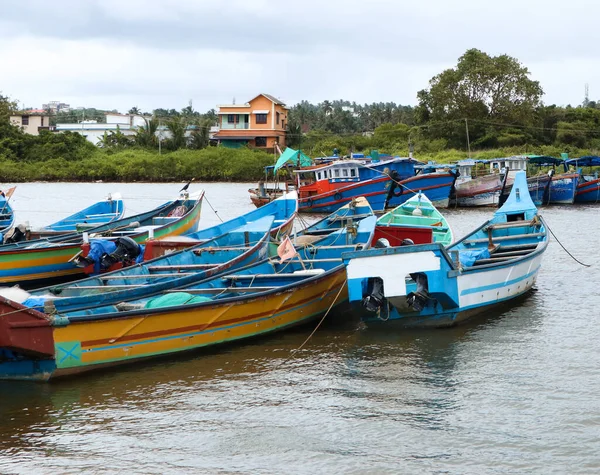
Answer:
334 192 342 201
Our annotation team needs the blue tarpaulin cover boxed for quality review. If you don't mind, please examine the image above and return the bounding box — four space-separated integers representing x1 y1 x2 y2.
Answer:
458 248 490 267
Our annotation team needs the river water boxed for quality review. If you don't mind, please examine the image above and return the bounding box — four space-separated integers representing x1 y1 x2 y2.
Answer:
1 182 599 474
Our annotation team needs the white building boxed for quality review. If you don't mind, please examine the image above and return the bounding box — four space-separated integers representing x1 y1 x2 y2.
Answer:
55 113 149 145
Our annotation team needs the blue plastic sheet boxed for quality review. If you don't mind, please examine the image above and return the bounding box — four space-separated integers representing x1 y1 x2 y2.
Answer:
458 248 490 267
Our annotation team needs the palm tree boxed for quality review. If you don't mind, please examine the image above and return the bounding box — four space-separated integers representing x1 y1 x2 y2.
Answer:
188 118 211 149
134 117 159 148
128 106 141 115
166 117 187 150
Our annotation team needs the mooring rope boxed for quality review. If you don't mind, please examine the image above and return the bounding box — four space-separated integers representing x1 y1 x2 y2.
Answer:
545 219 591 267
202 194 223 222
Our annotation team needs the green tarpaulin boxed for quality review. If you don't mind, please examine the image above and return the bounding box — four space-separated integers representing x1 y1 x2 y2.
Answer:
274 148 312 172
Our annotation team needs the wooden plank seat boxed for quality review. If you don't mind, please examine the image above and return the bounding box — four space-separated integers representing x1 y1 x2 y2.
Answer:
192 247 251 255
223 269 328 281
148 264 220 271
167 286 276 294
463 232 545 245
100 273 195 279
328 213 372 222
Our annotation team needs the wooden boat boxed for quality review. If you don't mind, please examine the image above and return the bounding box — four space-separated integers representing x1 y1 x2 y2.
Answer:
343 170 548 328
565 156 600 203
0 187 16 238
0 215 376 381
374 192 453 247
27 193 125 240
0 191 203 287
452 159 508 207
6 215 274 315
295 196 374 243
527 156 579 204
144 191 297 260
295 158 456 213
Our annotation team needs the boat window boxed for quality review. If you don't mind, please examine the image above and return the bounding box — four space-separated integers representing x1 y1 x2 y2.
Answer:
317 172 321 180
350 169 356 177
343 169 348 177
328 169 332 178
334 169 340 177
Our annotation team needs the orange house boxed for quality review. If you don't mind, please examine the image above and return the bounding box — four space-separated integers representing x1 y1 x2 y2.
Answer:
213 93 288 150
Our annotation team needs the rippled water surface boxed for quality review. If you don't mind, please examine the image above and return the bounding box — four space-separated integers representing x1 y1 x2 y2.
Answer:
1 182 599 474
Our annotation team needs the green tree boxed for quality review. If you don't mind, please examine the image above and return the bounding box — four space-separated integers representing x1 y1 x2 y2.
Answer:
166 117 187 150
135 117 159 148
416 49 543 148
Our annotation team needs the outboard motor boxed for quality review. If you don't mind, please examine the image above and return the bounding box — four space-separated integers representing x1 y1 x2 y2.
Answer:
4 224 29 244
362 277 385 313
100 236 142 270
406 272 430 312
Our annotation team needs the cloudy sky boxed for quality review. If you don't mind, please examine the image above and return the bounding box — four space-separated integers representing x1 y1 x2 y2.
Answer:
0 0 597 113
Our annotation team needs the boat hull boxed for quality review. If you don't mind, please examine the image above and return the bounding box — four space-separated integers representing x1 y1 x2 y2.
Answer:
0 267 348 381
574 178 600 203
299 173 454 213
549 173 578 204
453 174 505 207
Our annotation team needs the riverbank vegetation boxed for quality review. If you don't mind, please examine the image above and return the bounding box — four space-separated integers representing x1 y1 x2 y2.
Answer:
3 48 600 182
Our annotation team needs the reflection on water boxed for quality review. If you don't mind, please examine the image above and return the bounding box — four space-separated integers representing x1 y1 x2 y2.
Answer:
1 185 600 473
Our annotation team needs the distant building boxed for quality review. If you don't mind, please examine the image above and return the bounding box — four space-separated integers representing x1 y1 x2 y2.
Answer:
212 93 289 150
10 113 52 135
55 113 149 145
42 101 71 114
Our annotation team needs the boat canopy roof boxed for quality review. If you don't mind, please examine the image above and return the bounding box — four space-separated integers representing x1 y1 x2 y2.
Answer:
565 156 600 167
526 155 565 166
273 148 312 172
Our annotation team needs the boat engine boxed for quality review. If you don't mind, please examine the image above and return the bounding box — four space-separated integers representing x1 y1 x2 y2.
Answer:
362 277 385 313
406 272 430 312
99 236 142 270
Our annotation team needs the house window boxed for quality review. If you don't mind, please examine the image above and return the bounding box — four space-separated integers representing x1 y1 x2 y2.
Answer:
227 114 236 124
40 116 44 126
256 114 267 124
22 116 30 126
276 111 280 125
255 137 267 147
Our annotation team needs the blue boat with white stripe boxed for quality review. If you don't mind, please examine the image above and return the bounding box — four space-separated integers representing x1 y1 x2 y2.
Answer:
343 170 548 328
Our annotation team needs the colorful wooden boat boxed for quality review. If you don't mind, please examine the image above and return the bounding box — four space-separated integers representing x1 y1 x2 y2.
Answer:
565 156 600 203
295 158 456 213
451 159 508 207
0 192 203 287
374 192 453 247
7 216 274 315
344 170 547 328
27 193 125 240
0 188 16 238
527 156 578 204
0 215 376 381
296 196 374 242
144 191 297 260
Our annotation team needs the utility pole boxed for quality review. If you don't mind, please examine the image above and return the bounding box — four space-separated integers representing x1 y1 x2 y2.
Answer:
158 118 162 155
465 118 471 158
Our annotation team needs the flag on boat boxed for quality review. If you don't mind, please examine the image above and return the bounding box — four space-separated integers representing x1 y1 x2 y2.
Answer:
277 236 297 262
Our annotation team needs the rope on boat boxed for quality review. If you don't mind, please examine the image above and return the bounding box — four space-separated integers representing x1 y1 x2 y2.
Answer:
203 194 223 223
545 219 591 267
282 278 348 361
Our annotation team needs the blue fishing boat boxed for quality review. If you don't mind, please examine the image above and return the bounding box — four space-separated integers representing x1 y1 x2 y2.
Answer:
3 215 274 315
527 156 578 204
0 191 204 287
565 156 600 203
0 187 16 239
28 193 125 240
296 196 374 242
295 157 456 213
0 215 376 380
144 191 297 259
343 171 548 328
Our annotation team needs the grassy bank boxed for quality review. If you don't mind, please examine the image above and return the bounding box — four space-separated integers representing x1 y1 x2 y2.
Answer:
0 144 590 183
0 147 276 182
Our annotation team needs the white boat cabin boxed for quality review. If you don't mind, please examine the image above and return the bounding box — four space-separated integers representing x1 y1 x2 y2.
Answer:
295 160 362 184
487 156 527 178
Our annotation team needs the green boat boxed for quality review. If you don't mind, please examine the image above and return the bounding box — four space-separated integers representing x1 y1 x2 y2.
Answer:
373 192 453 247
